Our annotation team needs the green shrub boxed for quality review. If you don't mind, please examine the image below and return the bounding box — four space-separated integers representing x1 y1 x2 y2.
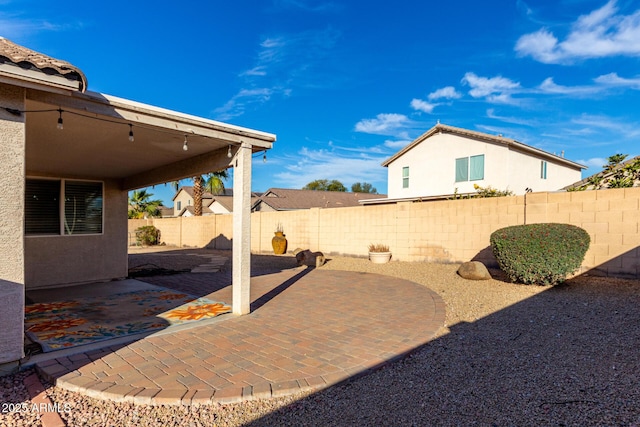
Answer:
490 223 590 285
136 225 160 246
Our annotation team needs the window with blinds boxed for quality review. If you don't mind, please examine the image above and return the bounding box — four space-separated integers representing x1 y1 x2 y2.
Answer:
25 179 103 236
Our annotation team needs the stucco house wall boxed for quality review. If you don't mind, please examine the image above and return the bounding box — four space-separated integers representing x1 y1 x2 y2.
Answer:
385 125 583 199
505 147 582 195
0 83 26 364
24 179 128 289
173 189 193 215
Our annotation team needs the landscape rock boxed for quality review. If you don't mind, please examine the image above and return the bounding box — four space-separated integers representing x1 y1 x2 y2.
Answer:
457 261 492 280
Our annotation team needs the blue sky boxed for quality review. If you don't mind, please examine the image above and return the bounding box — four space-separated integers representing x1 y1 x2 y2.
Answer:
3 0 640 206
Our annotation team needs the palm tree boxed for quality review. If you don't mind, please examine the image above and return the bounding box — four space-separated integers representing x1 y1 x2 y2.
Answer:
193 175 204 216
205 170 229 196
171 170 229 217
128 189 162 219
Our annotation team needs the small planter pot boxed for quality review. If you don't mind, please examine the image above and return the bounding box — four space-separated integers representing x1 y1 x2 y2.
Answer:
369 251 392 264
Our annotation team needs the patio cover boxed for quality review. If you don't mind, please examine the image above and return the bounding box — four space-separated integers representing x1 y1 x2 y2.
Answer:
0 38 274 364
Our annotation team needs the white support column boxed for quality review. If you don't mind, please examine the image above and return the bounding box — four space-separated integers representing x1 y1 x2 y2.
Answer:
232 141 252 315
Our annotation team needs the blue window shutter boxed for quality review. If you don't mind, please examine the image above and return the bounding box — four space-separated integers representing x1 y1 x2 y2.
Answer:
470 155 484 180
541 161 547 179
455 157 469 182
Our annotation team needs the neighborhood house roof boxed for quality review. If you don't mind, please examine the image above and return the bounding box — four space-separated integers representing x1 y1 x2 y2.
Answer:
179 205 214 216
173 186 215 201
382 123 586 170
0 37 87 92
253 188 384 210
563 155 640 191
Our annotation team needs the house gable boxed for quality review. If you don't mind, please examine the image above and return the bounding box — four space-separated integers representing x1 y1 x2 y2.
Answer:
383 123 585 199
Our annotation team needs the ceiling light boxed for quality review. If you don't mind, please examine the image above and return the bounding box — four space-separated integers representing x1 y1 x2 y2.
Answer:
57 109 63 130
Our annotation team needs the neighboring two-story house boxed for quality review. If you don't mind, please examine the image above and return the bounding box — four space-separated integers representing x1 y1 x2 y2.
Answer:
381 123 586 200
173 187 261 215
172 186 216 216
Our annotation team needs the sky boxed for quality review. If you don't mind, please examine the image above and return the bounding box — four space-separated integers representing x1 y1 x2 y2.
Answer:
3 0 640 206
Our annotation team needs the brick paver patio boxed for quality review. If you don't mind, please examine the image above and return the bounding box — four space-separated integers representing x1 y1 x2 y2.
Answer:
34 267 445 405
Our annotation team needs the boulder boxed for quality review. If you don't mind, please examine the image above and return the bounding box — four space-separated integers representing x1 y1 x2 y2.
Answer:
457 261 491 280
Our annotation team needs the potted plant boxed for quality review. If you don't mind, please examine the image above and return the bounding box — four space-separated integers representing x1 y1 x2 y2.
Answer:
368 243 391 264
272 223 288 254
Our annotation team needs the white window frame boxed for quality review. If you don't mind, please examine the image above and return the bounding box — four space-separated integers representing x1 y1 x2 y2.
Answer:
402 166 410 188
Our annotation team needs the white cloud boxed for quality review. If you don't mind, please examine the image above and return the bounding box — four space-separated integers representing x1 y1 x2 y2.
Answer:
213 88 275 121
571 114 640 139
462 72 521 103
354 113 411 136
486 109 536 126
538 77 606 96
573 157 613 173
594 72 640 89
383 139 412 149
273 147 388 189
0 13 82 39
215 28 341 120
515 1 640 63
410 98 436 114
428 86 462 100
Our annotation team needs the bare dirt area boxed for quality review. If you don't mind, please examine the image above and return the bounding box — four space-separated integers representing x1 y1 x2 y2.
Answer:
3 247 640 426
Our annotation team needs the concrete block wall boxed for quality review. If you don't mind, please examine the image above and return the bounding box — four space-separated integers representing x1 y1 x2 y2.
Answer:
130 187 640 278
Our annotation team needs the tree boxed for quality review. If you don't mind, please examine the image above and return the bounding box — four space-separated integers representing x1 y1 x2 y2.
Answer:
171 170 229 217
204 170 229 196
128 189 162 219
351 182 378 194
567 153 640 191
303 179 346 192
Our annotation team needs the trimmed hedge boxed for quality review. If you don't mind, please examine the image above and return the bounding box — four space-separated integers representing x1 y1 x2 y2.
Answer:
490 223 590 285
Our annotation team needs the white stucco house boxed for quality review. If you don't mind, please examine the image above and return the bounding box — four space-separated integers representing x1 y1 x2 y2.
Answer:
0 38 275 368
381 123 586 200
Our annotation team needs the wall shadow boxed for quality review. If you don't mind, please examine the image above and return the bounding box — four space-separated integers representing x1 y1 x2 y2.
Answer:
582 246 640 280
205 234 232 250
246 273 640 425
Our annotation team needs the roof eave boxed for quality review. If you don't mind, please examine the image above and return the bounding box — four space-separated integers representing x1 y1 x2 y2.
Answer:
0 65 81 94
382 123 586 170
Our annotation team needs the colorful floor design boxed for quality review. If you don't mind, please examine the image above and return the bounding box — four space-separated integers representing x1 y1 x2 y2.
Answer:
25 288 231 352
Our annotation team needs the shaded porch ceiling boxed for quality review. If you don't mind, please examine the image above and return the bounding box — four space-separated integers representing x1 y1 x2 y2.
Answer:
24 89 275 190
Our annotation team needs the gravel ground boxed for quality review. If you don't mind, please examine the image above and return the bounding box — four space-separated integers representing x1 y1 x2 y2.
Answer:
3 248 640 426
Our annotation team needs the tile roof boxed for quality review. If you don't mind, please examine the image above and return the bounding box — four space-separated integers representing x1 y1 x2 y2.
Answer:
253 188 384 210
173 186 215 201
0 37 87 92
563 155 640 190
211 196 234 212
178 205 214 216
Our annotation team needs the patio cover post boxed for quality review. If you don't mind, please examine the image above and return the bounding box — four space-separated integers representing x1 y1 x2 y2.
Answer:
232 141 252 315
